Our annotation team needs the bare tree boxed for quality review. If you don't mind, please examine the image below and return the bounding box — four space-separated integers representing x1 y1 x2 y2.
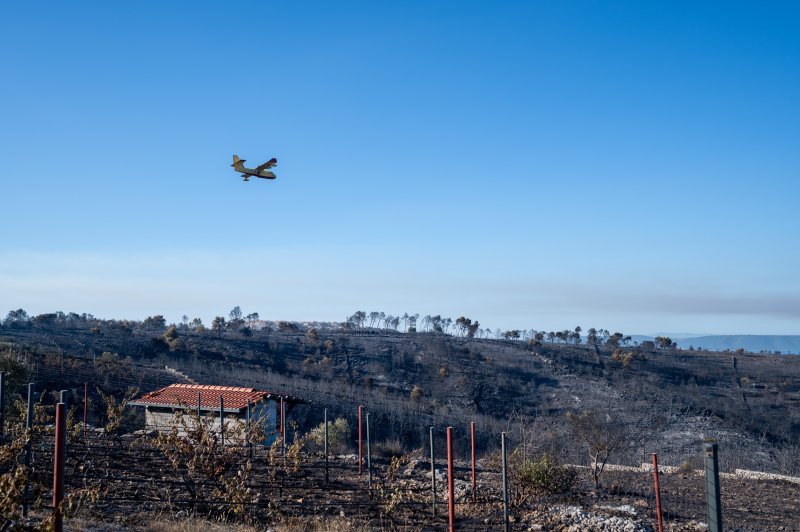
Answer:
368 311 379 328
567 409 626 488
442 317 452 334
347 311 366 331
455 316 471 337
422 315 432 332
587 328 598 345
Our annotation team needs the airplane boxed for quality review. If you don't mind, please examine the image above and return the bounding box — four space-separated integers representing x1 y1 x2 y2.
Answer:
231 154 278 181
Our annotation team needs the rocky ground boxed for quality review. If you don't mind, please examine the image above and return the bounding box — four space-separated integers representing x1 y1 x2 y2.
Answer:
23 442 798 531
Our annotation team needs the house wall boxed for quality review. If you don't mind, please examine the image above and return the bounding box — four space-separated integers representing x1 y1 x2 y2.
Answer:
143 398 281 445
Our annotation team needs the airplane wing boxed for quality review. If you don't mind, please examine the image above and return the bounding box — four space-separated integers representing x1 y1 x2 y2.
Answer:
255 158 278 173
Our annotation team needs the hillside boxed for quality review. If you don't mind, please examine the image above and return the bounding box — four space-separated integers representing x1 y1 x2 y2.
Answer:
2 315 799 478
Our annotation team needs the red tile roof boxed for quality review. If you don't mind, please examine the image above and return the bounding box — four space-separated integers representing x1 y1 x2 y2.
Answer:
131 384 277 411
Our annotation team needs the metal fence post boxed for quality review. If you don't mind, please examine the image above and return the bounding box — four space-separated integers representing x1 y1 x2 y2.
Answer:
324 408 329 483
471 421 476 502
23 382 34 517
246 399 252 457
219 395 224 445
53 402 66 532
652 453 664 532
447 426 455 532
366 412 372 492
83 383 88 440
60 390 68 408
277 397 282 448
502 431 509 532
704 442 722 532
26 382 35 431
0 371 5 437
430 426 436 517
358 405 363 476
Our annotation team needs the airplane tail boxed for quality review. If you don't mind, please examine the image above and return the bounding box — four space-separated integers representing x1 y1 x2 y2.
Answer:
232 154 245 168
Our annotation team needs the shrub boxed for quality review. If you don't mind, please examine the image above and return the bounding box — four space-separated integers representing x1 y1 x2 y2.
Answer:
153 408 266 516
410 385 424 401
0 347 32 390
164 325 178 341
373 437 405 458
307 417 352 454
168 338 184 351
611 349 646 367
516 453 576 496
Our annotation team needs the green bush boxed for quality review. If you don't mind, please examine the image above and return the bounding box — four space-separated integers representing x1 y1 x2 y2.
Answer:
516 453 576 495
306 417 352 454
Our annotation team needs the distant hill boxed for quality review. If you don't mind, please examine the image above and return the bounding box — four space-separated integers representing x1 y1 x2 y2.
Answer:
675 335 800 354
630 334 800 354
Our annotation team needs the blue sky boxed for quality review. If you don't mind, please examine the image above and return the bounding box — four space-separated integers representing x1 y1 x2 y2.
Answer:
1 1 798 335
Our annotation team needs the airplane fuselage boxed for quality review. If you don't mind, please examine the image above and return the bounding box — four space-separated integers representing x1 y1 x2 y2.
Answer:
234 165 276 180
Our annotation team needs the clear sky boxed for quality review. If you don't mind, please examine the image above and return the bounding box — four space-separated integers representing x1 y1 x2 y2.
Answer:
1 1 798 335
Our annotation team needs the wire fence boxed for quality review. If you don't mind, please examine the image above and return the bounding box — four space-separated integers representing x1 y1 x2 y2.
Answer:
3 377 797 531
17 430 509 530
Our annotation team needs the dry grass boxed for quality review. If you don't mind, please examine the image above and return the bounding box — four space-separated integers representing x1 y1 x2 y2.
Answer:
145 516 258 532
70 511 383 531
270 517 374 531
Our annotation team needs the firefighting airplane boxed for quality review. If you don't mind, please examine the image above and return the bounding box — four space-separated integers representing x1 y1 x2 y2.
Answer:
231 155 278 182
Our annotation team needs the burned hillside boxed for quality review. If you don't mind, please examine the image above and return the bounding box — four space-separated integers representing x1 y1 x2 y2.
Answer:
2 312 800 475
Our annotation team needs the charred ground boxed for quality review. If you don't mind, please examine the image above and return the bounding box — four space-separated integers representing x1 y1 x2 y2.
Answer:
2 314 799 476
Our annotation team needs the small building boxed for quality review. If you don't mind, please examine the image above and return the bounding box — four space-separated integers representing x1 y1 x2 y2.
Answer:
129 383 301 444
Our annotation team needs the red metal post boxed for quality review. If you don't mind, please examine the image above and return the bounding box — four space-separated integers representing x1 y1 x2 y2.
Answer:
83 383 88 440
470 421 476 502
358 405 363 476
653 453 664 532
447 426 455 532
53 403 66 532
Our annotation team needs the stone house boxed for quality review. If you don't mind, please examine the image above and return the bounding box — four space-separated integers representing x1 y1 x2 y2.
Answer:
129 383 300 445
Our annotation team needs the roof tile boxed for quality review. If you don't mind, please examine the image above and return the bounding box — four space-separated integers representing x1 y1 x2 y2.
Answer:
132 383 276 411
